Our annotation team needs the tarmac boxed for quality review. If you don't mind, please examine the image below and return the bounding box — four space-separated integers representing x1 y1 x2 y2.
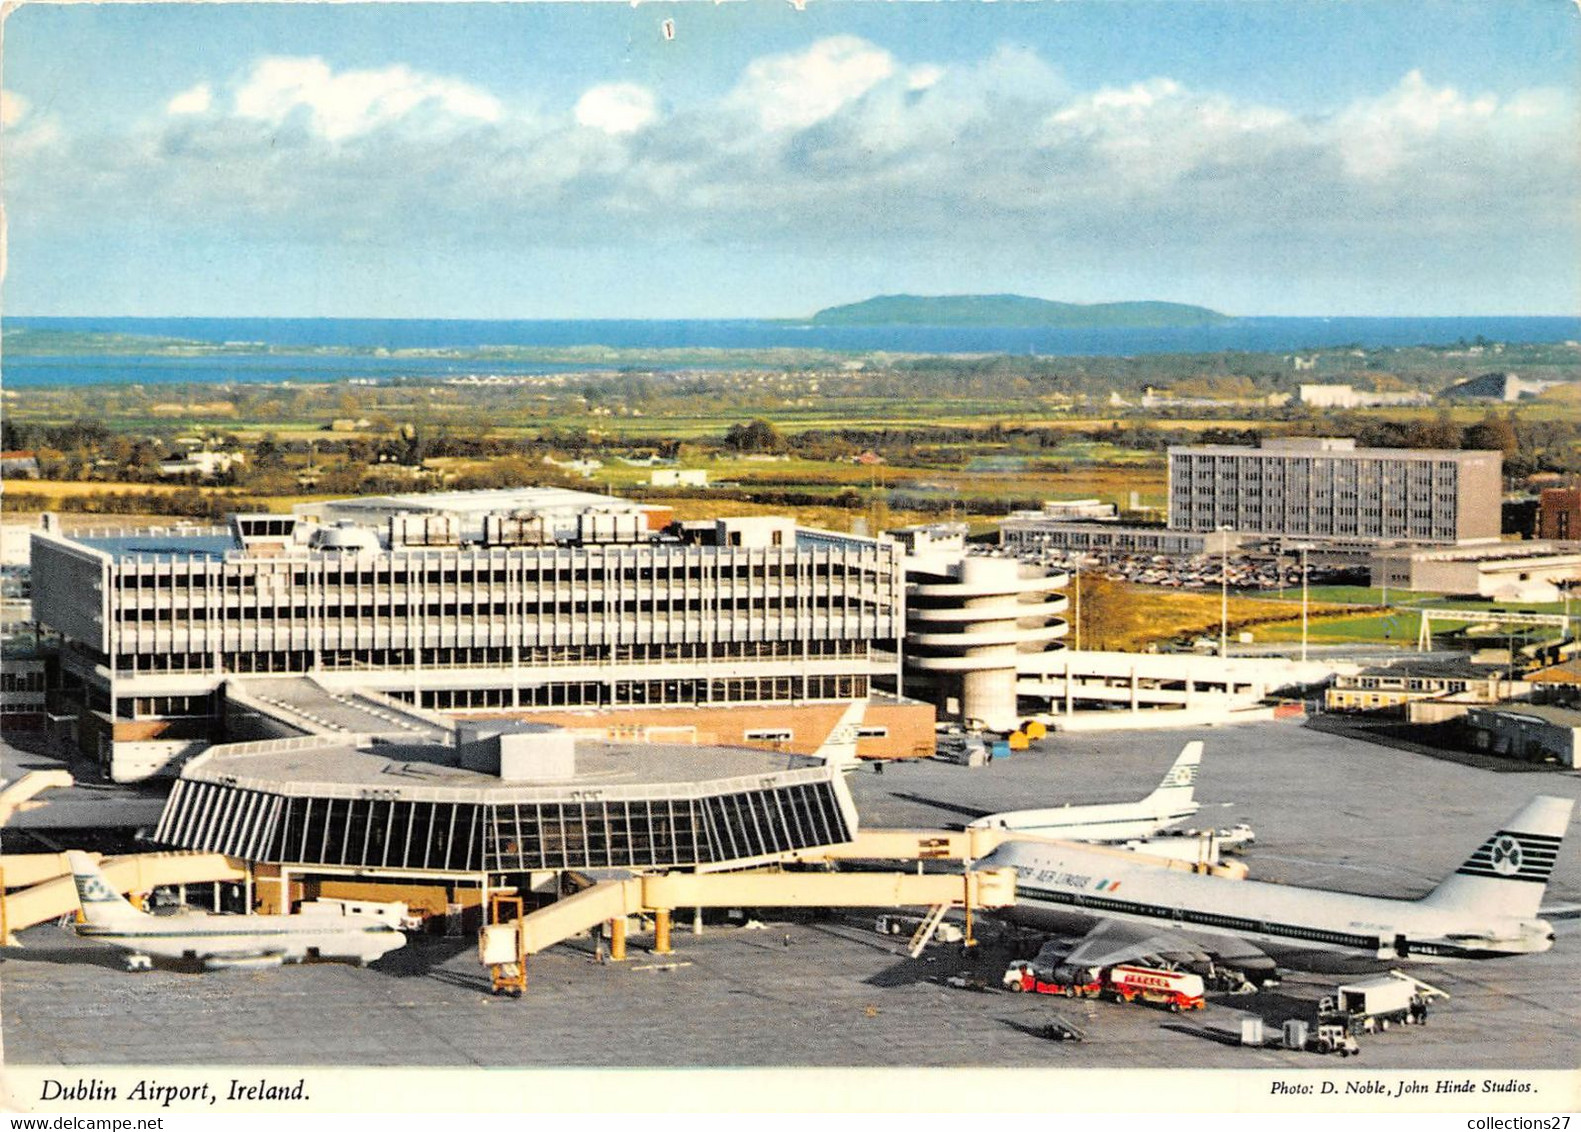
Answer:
2 717 1579 1070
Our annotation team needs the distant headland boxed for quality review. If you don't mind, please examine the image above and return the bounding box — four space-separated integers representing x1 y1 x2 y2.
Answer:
807 293 1232 329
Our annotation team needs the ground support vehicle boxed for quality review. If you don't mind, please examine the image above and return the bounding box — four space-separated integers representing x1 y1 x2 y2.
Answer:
1308 1022 1361 1057
1325 976 1430 1033
875 913 963 944
1104 964 1207 1012
1002 960 1102 998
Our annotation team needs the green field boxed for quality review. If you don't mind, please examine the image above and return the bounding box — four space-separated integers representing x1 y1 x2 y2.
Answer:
1252 597 1573 646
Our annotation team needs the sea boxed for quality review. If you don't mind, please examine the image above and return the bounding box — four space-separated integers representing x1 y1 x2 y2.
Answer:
3 315 1578 389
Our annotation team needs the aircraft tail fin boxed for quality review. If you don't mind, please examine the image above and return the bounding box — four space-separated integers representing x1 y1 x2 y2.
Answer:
66 851 150 928
1421 796 1573 920
1140 741 1203 818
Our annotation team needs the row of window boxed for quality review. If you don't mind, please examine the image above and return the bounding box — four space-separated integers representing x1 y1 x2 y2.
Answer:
113 597 893 630
159 780 852 872
109 640 873 676
384 673 870 712
114 557 894 591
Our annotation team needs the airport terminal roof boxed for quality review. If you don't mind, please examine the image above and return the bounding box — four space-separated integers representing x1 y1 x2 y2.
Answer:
157 729 857 871
181 732 825 802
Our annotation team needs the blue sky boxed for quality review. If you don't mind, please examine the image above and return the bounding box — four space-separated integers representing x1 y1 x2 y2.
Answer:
3 1 1577 318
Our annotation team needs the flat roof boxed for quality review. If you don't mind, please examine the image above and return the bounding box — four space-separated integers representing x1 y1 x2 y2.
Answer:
75 532 233 562
1349 660 1501 680
1170 443 1500 461
184 734 827 802
313 487 652 516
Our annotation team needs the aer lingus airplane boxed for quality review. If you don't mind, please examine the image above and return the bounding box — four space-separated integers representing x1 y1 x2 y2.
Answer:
981 794 1573 981
68 852 407 971
966 741 1204 842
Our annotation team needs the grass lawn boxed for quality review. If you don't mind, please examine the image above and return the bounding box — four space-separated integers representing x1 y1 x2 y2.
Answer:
1253 602 1571 645
1095 586 1348 651
1254 610 1420 645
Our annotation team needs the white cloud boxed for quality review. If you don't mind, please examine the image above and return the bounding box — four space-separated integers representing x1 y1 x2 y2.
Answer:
1 88 30 128
729 36 901 131
575 84 658 136
232 56 501 141
905 64 944 93
167 83 213 117
2 88 62 159
7 42 1574 309
1090 77 1181 114
1332 70 1545 180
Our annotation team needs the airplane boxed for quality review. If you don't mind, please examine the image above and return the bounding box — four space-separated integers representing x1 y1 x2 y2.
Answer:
979 794 1573 982
66 852 407 971
966 741 1204 842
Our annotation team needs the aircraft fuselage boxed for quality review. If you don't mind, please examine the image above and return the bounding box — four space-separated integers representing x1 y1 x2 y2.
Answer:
971 801 1200 843
989 840 1555 963
78 911 406 967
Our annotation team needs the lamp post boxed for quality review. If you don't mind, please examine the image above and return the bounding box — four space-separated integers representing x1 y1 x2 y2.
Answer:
1217 527 1232 659
1300 544 1311 663
1563 581 1574 650
1072 556 1081 653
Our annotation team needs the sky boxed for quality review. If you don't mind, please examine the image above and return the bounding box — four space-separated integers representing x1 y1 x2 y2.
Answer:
2 1 1577 319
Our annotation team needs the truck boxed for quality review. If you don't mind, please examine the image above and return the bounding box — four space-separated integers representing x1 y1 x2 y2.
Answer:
875 913 964 944
1280 1019 1359 1057
1326 975 1429 1033
1308 1021 1361 1057
1003 960 1102 998
1104 964 1207 1012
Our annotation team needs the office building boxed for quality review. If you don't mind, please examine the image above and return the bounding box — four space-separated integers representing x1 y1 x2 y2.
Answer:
1168 438 1502 543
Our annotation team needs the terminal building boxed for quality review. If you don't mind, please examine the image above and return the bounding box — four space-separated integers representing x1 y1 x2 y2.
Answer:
152 720 861 920
29 488 930 782
1167 437 1502 543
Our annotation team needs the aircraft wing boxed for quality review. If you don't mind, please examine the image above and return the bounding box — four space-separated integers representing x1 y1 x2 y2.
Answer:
888 793 994 824
1044 918 1278 980
1057 920 1215 970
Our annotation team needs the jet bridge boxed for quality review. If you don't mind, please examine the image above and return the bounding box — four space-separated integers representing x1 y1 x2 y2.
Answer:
481 865 1018 982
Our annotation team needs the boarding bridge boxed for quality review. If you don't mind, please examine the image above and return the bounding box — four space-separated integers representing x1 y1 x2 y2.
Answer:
783 827 1249 878
1 852 246 943
483 866 1018 970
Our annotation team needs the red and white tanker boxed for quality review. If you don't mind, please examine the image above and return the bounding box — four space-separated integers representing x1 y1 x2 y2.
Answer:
1105 964 1206 1012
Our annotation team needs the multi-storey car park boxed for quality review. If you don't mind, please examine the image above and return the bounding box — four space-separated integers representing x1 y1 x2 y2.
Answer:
887 525 1070 732
28 488 930 782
